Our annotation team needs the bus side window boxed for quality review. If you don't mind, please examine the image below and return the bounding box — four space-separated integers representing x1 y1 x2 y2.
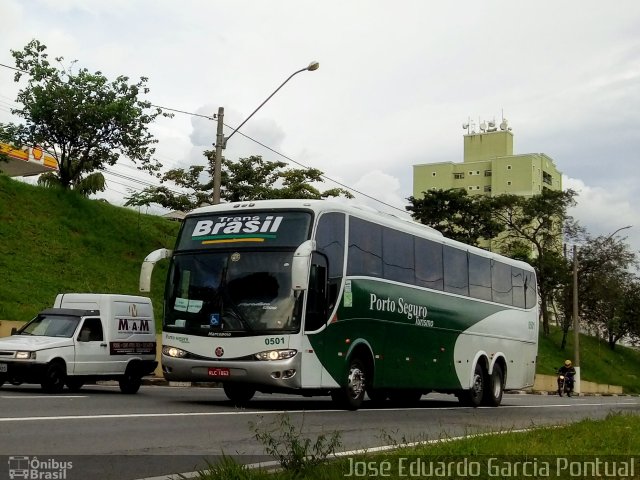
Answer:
315 212 345 317
305 253 328 332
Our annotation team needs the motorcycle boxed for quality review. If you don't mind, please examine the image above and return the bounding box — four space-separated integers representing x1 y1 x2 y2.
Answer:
557 373 574 397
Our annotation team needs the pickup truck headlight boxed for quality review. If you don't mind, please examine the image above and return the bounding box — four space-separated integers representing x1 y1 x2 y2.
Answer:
16 351 36 360
162 346 187 358
255 349 297 361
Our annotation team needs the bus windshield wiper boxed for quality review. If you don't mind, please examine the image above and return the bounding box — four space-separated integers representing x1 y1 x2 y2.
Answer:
219 267 253 332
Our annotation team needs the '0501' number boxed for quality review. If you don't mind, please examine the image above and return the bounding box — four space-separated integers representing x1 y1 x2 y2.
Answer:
265 337 285 346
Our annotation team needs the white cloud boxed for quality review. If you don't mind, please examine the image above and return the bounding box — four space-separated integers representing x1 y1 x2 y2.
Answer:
565 176 640 252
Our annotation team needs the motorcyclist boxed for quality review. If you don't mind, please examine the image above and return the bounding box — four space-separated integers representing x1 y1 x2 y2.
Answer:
557 359 576 394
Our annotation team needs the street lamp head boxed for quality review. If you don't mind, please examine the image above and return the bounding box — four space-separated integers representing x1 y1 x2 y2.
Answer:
307 61 320 71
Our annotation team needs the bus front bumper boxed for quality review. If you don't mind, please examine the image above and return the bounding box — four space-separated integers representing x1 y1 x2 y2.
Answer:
161 353 302 389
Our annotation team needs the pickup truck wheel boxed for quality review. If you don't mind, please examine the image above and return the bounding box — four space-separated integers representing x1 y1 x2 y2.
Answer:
41 362 66 393
66 378 85 392
119 371 142 394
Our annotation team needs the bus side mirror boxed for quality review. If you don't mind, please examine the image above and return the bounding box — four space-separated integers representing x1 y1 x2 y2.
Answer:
139 248 173 292
291 240 315 291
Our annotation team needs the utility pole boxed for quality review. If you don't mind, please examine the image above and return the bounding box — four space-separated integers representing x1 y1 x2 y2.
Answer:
210 62 319 205
212 106 225 205
572 244 581 393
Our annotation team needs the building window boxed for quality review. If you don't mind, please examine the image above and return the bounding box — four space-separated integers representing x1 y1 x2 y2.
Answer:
542 171 553 185
507 181 512 186
484 185 492 192
454 173 465 179
476 171 480 175
484 170 492 177
432 172 436 176
507 165 512 170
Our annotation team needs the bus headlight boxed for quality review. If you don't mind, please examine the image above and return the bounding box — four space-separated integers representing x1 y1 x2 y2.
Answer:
255 349 297 361
162 346 187 358
16 351 36 360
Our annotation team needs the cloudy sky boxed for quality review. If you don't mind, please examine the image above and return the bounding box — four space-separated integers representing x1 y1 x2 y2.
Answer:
1 1 639 251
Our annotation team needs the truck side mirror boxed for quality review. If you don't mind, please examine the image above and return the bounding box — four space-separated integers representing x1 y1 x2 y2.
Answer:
10 327 17 335
291 240 315 291
139 248 173 292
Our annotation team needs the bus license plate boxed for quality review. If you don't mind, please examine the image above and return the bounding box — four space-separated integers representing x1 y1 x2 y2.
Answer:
208 367 230 377
0 363 7 373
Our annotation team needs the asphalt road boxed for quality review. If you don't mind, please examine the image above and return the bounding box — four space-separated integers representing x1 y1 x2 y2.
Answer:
0 383 638 480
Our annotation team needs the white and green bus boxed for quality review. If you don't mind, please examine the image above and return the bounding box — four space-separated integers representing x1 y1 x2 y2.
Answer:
140 199 538 410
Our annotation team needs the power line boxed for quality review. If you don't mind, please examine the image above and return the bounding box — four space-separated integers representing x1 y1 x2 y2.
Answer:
0 61 407 214
0 63 24 73
149 104 214 120
222 123 407 214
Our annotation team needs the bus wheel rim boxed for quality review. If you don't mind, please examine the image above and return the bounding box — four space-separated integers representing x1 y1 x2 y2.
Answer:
348 366 365 399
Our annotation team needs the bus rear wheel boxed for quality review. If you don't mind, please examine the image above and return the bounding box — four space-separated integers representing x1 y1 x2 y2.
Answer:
458 363 485 407
331 357 367 410
482 364 504 407
223 383 256 406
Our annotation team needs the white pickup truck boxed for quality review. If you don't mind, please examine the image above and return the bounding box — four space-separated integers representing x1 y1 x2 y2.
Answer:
0 293 157 393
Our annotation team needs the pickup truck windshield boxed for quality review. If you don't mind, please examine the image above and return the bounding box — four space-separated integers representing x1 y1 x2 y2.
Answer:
20 315 80 338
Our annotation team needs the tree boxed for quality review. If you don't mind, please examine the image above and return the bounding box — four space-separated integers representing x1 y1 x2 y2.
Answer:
126 153 352 210
490 189 578 336
0 39 168 195
577 234 640 350
406 189 504 246
220 154 352 202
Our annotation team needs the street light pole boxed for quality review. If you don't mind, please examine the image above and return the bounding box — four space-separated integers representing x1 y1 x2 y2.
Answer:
212 106 225 205
211 61 319 205
572 244 580 394
571 224 631 395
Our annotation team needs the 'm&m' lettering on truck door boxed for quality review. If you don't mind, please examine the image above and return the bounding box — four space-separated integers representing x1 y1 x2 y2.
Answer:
117 318 151 333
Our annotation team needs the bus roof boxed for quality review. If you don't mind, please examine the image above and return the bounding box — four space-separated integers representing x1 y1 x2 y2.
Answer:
186 199 533 271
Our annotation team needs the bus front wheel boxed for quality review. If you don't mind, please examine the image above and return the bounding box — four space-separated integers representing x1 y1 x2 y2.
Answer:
331 357 367 410
223 383 256 406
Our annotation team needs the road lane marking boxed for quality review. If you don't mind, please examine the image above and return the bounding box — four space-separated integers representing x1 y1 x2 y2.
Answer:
0 400 638 422
1 395 87 399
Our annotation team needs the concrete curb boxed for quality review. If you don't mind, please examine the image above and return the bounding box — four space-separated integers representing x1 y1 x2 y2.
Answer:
139 379 639 396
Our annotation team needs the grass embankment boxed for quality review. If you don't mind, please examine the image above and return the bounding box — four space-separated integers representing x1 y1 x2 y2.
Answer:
538 326 640 393
0 175 178 323
192 413 640 479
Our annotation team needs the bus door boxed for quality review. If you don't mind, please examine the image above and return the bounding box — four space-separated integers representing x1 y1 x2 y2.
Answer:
300 253 329 388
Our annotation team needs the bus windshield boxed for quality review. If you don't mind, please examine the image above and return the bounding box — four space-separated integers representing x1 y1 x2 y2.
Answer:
164 251 302 336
